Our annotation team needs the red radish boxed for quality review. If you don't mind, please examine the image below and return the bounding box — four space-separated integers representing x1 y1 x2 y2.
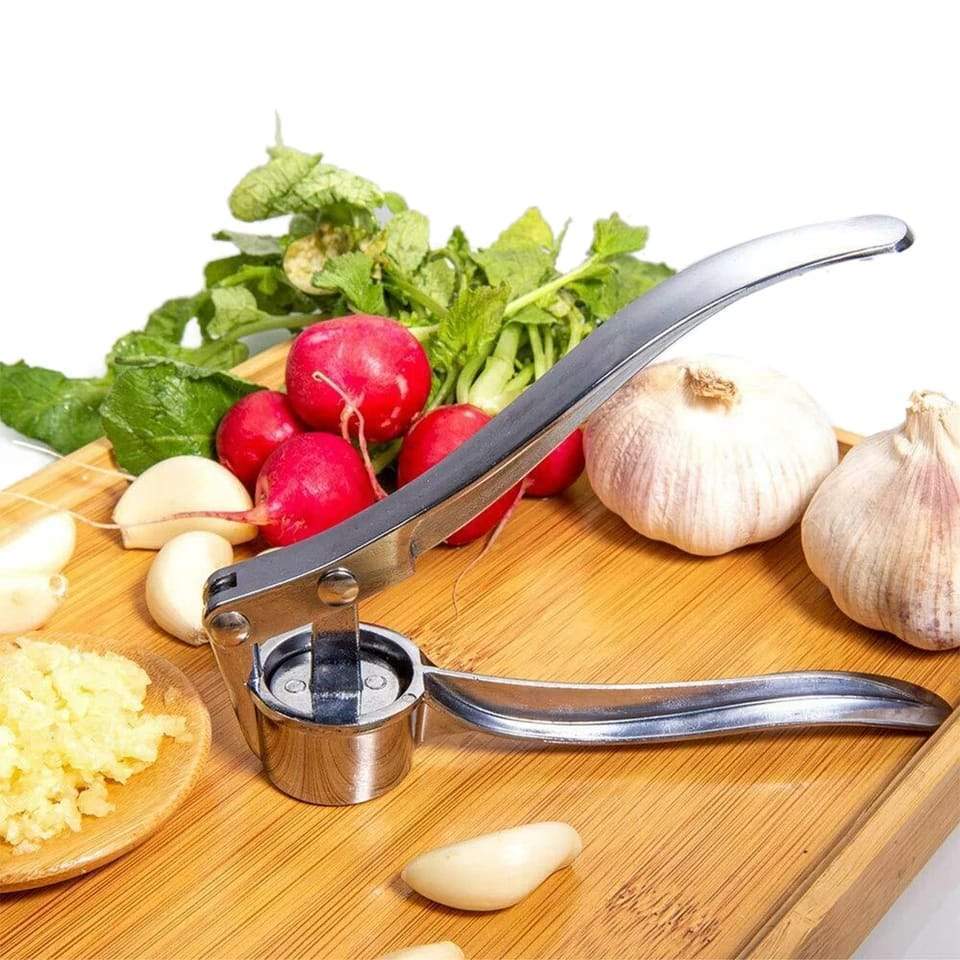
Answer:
216 390 305 491
397 404 522 546
174 433 377 547
285 315 432 442
526 430 585 497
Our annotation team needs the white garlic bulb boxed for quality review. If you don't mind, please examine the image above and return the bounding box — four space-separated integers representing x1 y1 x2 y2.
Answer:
584 356 839 556
802 391 959 651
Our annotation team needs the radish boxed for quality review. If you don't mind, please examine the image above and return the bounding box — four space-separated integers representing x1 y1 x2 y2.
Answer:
285 315 432 443
216 390 305 491
397 405 522 546
181 432 377 547
525 430 585 497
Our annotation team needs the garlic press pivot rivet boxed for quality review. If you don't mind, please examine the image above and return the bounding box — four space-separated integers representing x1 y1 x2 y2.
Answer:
317 568 360 606
204 216 950 807
207 610 250 646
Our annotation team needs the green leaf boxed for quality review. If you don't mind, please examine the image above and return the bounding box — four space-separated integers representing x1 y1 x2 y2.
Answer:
431 285 509 371
569 256 674 320
312 252 386 315
473 208 557 297
228 144 321 221
445 226 479 288
383 191 408 214
213 230 284 257
590 213 649 259
100 358 262 473
207 287 265 339
144 295 204 342
0 361 110 453
384 210 430 274
414 258 456 308
511 304 557 326
494 207 554 251
473 245 554 297
204 254 265 288
204 256 317 317
287 163 384 217
107 332 248 371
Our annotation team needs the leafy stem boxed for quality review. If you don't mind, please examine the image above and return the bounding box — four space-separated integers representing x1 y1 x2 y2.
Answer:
383 268 450 320
503 256 604 318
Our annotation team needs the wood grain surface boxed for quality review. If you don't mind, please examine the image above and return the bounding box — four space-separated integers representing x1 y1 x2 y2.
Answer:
0 632 211 893
0 342 957 960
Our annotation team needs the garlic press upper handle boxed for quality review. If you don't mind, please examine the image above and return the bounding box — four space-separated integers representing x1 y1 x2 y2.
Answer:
204 215 912 645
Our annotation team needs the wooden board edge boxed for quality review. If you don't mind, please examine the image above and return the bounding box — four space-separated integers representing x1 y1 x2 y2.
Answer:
739 705 960 959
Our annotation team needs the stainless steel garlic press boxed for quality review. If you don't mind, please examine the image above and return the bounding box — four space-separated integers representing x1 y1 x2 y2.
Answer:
203 215 951 805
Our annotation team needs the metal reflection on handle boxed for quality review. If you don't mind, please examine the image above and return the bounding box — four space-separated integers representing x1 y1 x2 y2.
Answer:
419 667 950 743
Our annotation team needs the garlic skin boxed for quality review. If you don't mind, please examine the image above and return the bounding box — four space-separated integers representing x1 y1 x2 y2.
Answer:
802 391 959 651
585 356 839 556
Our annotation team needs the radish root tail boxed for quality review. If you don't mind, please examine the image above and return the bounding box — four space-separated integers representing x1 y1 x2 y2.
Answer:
11 440 135 481
311 369 388 501
451 478 530 616
0 490 123 530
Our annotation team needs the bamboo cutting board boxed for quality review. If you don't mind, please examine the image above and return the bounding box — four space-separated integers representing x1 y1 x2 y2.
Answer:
1 343 957 960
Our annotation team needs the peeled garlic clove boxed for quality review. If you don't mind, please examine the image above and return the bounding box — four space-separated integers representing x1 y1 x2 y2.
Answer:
585 356 839 556
802 391 960 650
377 943 465 960
145 531 234 645
113 455 257 549
401 821 582 912
0 511 76 575
0 573 68 633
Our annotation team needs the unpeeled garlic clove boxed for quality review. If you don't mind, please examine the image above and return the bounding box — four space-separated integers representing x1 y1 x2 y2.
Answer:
401 821 582 912
802 390 960 650
145 531 234 644
113 455 257 549
0 573 68 633
377 942 465 960
0 511 76 575
585 356 839 556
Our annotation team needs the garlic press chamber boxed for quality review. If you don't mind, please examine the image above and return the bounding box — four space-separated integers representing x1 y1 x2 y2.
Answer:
203 216 951 805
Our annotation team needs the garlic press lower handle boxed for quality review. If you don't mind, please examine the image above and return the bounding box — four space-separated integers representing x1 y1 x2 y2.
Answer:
418 668 951 744
204 215 912 645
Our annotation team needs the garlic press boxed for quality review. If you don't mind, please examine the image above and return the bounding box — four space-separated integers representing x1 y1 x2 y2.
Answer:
203 215 951 805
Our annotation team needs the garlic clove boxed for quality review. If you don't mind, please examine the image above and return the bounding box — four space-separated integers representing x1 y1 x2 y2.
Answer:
802 390 960 651
145 531 234 645
401 821 582 912
585 356 839 556
113 455 257 549
0 573 68 633
377 943 465 960
0 511 76 575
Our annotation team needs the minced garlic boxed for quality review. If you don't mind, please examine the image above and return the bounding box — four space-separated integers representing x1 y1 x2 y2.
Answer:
0 637 187 854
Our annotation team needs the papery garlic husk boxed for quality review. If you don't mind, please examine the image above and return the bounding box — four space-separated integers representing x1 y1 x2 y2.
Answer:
802 391 960 651
584 356 839 556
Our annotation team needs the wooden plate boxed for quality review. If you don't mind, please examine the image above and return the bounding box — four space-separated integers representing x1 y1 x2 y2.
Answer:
0 632 211 892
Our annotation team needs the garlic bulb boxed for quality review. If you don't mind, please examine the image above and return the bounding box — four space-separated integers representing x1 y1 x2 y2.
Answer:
584 356 839 556
802 391 959 651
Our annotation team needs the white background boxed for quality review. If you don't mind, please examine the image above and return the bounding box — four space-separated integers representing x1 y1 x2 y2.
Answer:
1 2 957 956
